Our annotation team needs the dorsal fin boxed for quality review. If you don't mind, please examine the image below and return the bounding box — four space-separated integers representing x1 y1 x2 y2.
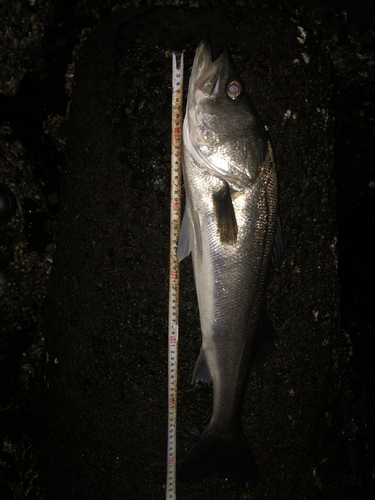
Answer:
269 214 284 279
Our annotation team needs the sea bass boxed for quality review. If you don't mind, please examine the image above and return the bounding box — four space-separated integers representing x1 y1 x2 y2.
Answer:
177 40 283 488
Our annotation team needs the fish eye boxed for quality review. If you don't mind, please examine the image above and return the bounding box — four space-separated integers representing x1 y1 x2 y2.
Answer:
226 80 242 100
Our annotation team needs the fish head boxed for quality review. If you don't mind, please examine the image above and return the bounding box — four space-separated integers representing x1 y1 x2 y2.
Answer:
184 40 268 188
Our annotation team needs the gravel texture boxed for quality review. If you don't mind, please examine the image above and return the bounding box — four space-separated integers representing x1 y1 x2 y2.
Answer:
0 1 374 499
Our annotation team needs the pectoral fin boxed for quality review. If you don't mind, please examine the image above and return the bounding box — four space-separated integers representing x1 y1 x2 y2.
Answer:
213 182 238 245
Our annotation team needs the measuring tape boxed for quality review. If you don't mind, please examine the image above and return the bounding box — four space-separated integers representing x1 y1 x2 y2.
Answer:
166 51 184 500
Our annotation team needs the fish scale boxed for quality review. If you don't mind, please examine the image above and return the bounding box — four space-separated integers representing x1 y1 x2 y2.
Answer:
178 40 282 488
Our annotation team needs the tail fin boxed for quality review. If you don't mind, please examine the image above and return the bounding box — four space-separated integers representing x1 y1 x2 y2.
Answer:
178 426 261 489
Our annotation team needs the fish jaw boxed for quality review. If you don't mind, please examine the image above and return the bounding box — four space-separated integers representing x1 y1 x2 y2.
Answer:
183 40 268 191
185 39 228 116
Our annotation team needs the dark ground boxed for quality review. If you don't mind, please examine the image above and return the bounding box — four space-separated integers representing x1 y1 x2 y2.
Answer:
0 1 374 499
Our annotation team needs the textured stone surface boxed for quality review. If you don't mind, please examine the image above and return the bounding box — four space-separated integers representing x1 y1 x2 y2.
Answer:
0 1 374 499
40 6 349 499
0 0 53 96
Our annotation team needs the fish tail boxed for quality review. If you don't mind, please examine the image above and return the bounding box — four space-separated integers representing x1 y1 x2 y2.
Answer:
178 425 260 489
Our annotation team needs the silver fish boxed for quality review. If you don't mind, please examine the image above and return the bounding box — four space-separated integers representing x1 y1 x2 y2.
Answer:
177 40 283 488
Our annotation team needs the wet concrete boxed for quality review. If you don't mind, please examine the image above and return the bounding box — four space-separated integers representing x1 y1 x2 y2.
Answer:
38 5 355 500
1 0 374 499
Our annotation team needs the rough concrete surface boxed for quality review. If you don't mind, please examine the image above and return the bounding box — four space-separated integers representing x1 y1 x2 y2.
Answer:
0 1 374 499
41 5 350 499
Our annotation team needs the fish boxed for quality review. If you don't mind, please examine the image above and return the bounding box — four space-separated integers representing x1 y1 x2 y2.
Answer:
177 40 283 489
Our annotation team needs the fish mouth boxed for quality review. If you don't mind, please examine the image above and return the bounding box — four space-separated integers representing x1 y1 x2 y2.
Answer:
184 40 228 141
188 40 227 103
183 40 246 191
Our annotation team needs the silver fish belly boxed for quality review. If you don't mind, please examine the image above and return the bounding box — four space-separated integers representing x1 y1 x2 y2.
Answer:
177 40 282 489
